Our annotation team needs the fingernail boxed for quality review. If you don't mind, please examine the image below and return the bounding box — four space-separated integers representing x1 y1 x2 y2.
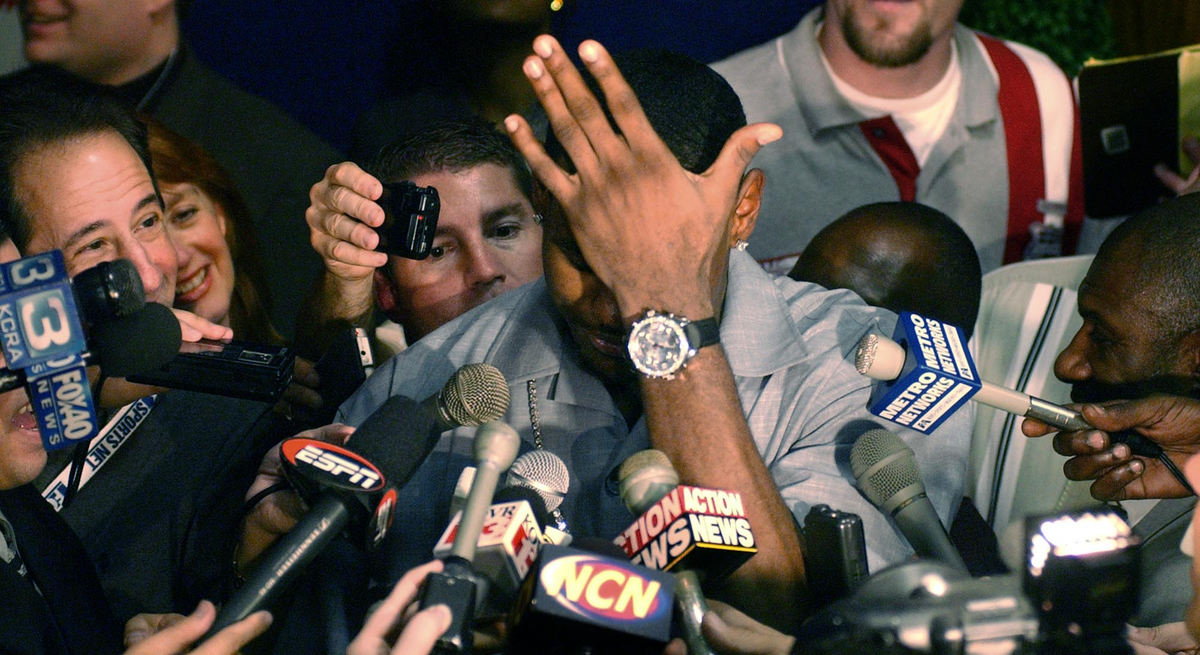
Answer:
579 41 600 63
1087 432 1105 449
524 58 544 80
1114 444 1131 459
756 125 783 145
504 116 520 133
533 35 554 58
125 631 149 645
1131 459 1145 474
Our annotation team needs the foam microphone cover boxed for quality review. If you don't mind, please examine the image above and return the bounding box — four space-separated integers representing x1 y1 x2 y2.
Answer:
89 303 182 377
349 394 442 488
72 258 145 321
350 363 511 488
494 484 552 528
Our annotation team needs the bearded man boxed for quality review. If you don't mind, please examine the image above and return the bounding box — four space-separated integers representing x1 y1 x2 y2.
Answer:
712 0 1090 275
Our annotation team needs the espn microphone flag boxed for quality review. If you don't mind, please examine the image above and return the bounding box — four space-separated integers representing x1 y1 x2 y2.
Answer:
860 312 981 434
614 485 756 580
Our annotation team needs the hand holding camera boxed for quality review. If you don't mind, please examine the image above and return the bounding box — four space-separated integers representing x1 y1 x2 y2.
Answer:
306 162 442 278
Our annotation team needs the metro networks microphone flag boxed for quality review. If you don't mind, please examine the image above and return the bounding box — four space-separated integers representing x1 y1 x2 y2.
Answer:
866 312 981 434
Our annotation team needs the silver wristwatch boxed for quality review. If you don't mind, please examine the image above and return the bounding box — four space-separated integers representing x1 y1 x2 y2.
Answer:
626 310 720 379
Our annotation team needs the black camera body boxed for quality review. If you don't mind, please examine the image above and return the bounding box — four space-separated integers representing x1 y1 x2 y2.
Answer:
375 181 440 259
802 504 869 607
796 509 1140 655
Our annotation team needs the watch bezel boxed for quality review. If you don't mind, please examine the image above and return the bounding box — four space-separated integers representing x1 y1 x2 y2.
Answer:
627 310 697 379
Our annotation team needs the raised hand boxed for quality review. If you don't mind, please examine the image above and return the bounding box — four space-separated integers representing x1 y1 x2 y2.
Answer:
503 35 780 320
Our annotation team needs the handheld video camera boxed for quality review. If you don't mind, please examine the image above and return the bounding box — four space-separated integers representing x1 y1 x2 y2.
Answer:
374 181 439 259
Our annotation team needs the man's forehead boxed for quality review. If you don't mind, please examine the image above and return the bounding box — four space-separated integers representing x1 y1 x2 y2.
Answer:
15 132 157 244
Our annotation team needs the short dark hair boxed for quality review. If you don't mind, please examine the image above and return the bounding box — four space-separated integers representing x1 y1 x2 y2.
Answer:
0 67 159 252
367 116 533 200
1098 193 1200 338
544 49 746 175
791 201 982 337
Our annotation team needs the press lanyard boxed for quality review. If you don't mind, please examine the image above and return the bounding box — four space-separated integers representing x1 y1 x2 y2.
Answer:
41 395 158 512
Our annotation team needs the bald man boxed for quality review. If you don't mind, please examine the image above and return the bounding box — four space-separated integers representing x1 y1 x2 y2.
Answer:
789 200 981 337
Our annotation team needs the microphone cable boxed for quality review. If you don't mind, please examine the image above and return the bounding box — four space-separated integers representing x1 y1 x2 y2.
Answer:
1112 430 1196 496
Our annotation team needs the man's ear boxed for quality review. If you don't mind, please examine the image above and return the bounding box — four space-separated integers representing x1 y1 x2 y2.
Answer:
146 0 174 17
373 269 398 314
728 168 764 247
1184 329 1200 378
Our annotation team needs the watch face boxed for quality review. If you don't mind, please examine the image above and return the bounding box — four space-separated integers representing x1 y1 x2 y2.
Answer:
628 314 689 378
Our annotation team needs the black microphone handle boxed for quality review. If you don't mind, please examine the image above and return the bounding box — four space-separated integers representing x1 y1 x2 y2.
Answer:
205 494 351 638
891 493 967 573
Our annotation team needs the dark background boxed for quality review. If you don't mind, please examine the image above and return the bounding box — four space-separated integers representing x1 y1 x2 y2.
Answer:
181 0 1191 154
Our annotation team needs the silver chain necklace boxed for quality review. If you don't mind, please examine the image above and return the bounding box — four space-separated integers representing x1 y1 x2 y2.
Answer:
526 379 544 449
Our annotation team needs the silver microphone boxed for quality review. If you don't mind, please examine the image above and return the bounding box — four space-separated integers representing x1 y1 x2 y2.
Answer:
851 429 967 572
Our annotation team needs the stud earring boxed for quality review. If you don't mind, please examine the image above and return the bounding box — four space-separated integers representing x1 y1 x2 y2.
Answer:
550 0 563 10
734 239 749 251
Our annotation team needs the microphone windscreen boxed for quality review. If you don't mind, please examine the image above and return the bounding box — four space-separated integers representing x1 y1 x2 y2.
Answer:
617 449 679 516
440 362 510 426
351 394 442 487
494 484 551 527
507 449 569 513
854 332 905 380
90 303 182 376
850 429 923 511
72 258 145 322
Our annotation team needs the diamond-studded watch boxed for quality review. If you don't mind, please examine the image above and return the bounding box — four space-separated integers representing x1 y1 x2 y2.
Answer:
626 310 720 379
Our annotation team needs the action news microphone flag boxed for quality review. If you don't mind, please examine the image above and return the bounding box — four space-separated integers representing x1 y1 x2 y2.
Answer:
851 429 967 572
507 543 676 655
420 420 520 654
206 364 511 638
615 450 755 655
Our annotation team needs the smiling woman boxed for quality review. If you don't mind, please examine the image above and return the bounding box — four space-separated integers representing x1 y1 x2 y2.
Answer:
145 119 281 344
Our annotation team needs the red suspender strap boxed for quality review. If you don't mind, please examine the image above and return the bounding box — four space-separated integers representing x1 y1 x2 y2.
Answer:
977 34 1045 264
859 116 919 202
